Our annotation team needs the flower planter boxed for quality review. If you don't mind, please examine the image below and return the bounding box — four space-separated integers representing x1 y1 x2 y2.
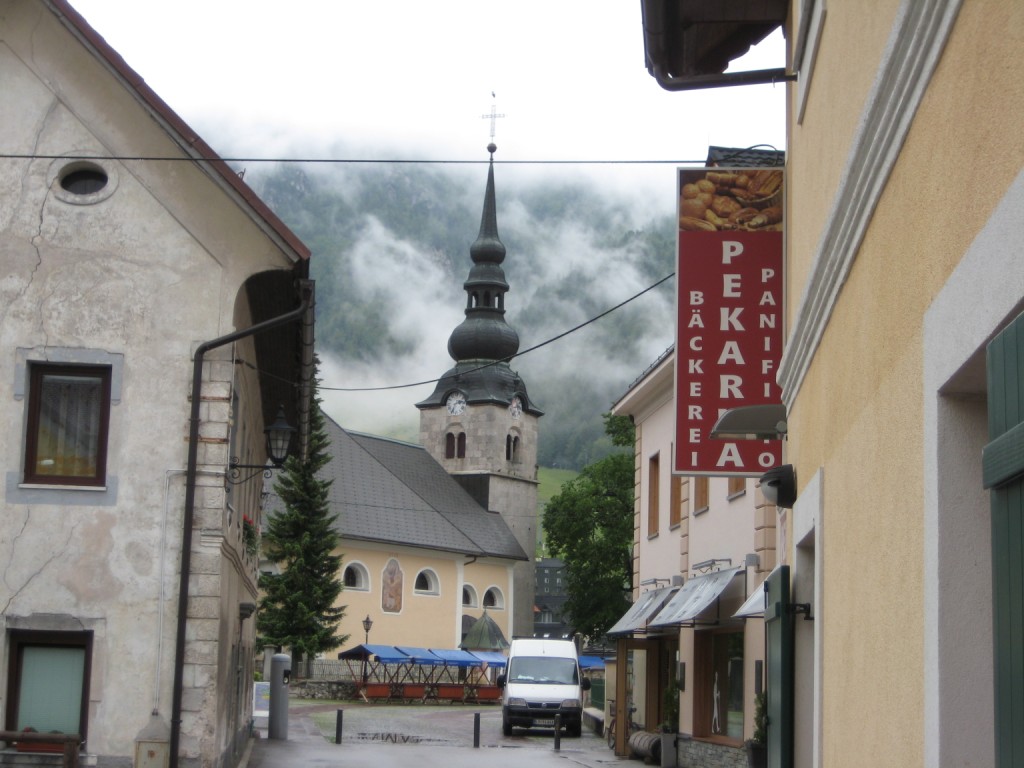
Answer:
745 741 767 768
16 741 65 753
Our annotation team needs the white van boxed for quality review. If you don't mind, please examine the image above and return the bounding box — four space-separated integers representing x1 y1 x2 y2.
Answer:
497 638 590 737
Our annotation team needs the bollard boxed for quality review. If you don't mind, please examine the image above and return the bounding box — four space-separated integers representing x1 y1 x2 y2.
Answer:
335 709 343 744
554 714 561 751
473 712 480 748
268 653 291 740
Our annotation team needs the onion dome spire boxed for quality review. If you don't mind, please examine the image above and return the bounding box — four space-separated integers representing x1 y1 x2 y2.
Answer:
416 144 539 416
447 144 520 363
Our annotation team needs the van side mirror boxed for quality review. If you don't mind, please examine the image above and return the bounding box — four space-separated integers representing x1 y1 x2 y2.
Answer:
580 677 591 691
496 674 506 689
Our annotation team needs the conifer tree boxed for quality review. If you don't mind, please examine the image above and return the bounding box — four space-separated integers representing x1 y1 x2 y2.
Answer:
257 377 347 661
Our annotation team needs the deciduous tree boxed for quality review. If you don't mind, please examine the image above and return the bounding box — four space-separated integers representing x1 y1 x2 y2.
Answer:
543 414 634 641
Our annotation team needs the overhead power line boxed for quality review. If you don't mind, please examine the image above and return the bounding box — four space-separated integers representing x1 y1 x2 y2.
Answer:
318 272 676 393
0 144 780 166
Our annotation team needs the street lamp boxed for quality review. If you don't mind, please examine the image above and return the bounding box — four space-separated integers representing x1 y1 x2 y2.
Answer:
264 407 297 466
227 406 297 484
361 615 374 686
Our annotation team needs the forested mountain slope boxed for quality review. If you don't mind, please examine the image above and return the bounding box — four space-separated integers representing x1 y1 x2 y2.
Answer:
248 162 675 470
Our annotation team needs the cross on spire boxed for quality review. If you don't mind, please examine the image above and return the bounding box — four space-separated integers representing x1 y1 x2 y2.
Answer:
481 93 505 140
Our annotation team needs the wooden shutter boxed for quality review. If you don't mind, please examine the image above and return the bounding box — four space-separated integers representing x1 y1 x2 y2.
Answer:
764 564 793 768
984 312 1024 767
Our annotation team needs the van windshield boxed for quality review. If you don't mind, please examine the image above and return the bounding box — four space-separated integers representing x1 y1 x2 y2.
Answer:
507 656 579 685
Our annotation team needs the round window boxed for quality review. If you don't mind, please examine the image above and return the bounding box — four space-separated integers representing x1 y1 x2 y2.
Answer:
60 166 108 195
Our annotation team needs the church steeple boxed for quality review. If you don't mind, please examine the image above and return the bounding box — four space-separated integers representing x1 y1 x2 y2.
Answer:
417 141 540 639
447 144 520 364
417 144 538 415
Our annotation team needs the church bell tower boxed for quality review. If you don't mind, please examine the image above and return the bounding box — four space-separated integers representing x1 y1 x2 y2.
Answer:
417 143 541 637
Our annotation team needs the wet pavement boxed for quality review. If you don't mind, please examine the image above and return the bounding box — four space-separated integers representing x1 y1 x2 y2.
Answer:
244 700 627 768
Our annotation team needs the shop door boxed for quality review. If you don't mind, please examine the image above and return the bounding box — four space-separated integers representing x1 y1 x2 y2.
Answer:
764 564 793 768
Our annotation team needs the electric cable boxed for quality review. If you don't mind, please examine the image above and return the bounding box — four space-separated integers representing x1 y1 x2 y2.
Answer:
238 271 675 393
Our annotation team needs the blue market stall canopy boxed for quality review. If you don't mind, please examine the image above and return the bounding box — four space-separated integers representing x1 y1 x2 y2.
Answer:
579 655 606 670
395 646 446 665
337 644 506 668
337 643 412 664
466 650 507 669
429 648 488 667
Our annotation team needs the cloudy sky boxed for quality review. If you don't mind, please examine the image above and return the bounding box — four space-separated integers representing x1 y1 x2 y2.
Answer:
70 1 785 196
69 1 786 436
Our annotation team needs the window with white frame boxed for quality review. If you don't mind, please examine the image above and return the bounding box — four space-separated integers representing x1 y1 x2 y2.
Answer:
414 569 440 595
483 587 504 609
343 563 370 591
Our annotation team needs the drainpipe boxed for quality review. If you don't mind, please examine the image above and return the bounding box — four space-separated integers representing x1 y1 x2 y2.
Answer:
169 280 313 768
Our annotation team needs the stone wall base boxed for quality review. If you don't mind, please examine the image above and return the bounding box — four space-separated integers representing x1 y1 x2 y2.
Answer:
676 736 747 768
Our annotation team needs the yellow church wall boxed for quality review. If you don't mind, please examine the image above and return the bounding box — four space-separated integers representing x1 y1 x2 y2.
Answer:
331 545 513 653
783 1 1023 766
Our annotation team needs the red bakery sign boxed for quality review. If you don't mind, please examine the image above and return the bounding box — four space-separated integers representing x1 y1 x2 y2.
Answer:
674 168 784 476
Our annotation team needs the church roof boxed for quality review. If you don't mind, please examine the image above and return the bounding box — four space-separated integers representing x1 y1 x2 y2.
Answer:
294 414 527 561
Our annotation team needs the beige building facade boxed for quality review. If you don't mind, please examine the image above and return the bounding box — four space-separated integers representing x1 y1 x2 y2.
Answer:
0 2 313 766
609 348 775 765
639 1 1023 766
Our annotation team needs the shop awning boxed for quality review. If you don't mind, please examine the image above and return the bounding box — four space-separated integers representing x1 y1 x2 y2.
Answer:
732 567 785 618
607 586 679 636
648 567 743 628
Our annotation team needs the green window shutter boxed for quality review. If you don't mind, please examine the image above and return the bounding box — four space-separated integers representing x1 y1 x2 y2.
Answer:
985 312 1024 768
765 564 793 768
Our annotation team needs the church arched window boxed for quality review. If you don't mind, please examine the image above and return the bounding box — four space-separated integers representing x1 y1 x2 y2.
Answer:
415 569 440 595
343 563 369 591
462 585 478 607
483 587 504 609
506 433 521 463
445 433 456 459
457 432 466 458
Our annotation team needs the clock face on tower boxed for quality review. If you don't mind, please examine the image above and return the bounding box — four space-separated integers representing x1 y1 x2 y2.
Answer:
508 396 522 419
446 391 467 416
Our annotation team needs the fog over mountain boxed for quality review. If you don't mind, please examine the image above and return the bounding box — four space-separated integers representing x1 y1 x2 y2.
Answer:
247 160 677 470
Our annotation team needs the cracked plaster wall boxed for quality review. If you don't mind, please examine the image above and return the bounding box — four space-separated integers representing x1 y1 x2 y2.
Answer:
1 4 296 766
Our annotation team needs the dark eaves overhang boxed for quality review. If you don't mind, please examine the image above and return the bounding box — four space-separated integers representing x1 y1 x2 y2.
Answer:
640 0 796 91
247 273 316 461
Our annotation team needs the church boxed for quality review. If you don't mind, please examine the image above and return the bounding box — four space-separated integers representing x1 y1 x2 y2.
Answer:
305 143 541 653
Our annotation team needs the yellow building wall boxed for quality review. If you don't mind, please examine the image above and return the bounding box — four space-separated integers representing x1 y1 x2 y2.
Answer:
784 1 1023 766
331 545 513 652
